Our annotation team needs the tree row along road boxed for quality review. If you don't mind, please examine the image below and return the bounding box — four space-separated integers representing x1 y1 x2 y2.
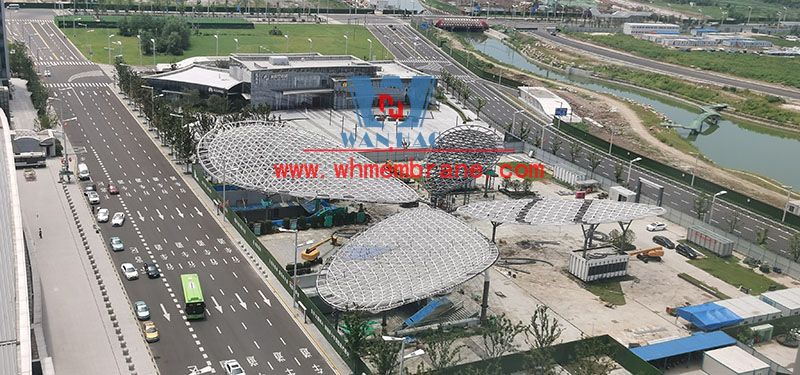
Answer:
11 10 338 375
378 23 799 257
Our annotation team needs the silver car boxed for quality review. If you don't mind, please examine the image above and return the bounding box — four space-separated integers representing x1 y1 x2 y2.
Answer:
134 301 150 320
87 191 100 205
111 212 125 227
96 208 110 223
121 263 138 280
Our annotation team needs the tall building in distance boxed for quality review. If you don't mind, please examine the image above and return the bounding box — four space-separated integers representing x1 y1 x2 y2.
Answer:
0 0 11 120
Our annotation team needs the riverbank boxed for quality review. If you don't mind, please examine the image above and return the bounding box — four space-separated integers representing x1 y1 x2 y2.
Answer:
432 28 800 207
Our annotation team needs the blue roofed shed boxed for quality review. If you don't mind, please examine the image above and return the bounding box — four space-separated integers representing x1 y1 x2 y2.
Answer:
677 302 743 330
631 331 736 372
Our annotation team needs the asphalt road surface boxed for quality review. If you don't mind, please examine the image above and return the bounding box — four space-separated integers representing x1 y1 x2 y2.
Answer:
534 30 800 101
375 23 799 257
8 9 337 375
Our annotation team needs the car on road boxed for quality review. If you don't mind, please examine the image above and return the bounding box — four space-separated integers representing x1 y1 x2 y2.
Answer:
221 359 245 375
87 191 100 205
142 321 159 342
676 243 699 259
646 222 667 232
110 236 124 252
134 301 150 320
96 208 110 223
652 235 675 249
121 263 138 280
83 182 97 195
144 263 160 279
108 183 119 195
111 212 125 226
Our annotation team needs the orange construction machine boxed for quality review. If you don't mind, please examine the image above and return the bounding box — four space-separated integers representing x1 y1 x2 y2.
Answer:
629 246 664 263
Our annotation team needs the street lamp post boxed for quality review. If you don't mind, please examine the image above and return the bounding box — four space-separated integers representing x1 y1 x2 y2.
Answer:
382 336 425 375
141 85 156 130
343 35 348 55
307 38 313 52
608 125 614 154
72 18 81 37
151 38 157 66
746 6 753 25
284 34 289 53
277 227 313 307
107 33 115 65
367 38 372 60
690 152 699 186
136 34 143 65
214 34 219 56
169 112 185 164
782 186 793 222
708 190 728 224
626 157 642 187
512 109 524 133
114 41 123 61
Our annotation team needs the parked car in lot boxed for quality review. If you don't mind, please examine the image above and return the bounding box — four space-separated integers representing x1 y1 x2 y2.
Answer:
87 191 100 205
134 301 150 320
142 321 159 342
676 243 698 259
646 222 667 232
108 184 119 195
652 235 675 249
109 236 124 251
96 208 110 223
111 212 125 226
221 359 245 375
121 263 138 280
144 263 160 279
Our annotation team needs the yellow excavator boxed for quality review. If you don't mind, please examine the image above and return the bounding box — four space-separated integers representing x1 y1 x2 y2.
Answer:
301 235 339 261
629 246 664 263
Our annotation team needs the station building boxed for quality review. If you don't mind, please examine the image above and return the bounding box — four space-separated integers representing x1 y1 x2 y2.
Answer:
145 53 435 110
623 22 680 35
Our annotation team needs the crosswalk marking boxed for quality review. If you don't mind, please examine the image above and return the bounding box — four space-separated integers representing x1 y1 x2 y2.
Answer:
36 60 96 66
398 58 449 64
7 19 54 24
45 82 110 88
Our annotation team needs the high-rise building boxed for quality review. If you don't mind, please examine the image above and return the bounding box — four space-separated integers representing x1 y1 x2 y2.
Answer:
0 0 11 120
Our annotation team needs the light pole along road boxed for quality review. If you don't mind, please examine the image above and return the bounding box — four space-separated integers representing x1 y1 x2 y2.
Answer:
373 21 799 257
13 11 338 375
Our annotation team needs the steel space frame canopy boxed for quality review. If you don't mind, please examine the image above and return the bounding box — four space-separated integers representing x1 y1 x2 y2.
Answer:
423 125 505 195
456 198 667 225
316 206 499 313
196 120 419 204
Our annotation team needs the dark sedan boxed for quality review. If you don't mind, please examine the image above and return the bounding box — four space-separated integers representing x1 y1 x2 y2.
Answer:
652 235 675 249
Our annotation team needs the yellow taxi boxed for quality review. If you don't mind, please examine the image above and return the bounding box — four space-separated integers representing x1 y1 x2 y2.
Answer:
142 321 159 343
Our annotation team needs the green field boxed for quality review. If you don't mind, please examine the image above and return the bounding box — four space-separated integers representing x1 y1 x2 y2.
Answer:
62 24 393 65
573 33 800 89
631 0 800 20
753 35 800 48
683 241 785 295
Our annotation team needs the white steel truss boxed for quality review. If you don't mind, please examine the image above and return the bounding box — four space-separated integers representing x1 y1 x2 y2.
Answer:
423 125 505 195
316 206 498 312
456 198 667 225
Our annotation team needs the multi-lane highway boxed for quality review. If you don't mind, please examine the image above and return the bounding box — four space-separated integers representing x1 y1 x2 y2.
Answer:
371 20 799 259
7 9 337 375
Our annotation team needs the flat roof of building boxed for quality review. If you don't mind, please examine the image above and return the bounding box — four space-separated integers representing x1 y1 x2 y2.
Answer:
714 295 780 319
624 22 680 27
762 287 800 309
519 86 573 118
631 331 735 362
705 346 769 372
231 53 374 71
147 65 242 91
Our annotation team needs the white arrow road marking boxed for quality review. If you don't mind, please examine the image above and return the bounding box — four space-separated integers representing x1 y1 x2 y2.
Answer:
235 293 248 310
259 290 272 307
160 303 170 322
155 209 164 220
194 206 203 216
211 296 223 314
176 207 184 218
137 210 144 221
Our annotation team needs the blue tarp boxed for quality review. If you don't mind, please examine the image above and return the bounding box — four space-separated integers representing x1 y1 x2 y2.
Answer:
631 331 736 362
677 302 743 331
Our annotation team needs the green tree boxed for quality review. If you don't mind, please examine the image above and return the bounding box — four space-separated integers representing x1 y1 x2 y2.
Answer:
725 210 740 234
533 129 542 148
608 229 635 250
568 141 582 163
475 97 486 119
524 305 563 375
587 153 602 178
756 227 770 249
341 310 370 375
422 329 464 374
693 193 711 220
550 137 562 156
367 337 400 375
480 314 528 370
613 164 624 183
568 337 617 375
791 233 800 263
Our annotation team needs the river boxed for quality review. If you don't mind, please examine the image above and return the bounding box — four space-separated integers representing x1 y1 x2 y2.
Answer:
463 34 800 188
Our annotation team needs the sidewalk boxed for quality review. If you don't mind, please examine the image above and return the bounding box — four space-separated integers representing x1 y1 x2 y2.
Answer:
100 64 353 374
12 75 157 374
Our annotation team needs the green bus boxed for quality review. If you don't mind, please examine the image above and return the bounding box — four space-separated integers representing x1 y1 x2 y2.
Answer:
180 274 206 320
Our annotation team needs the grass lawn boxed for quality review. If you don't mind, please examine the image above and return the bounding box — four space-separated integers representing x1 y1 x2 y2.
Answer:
632 0 800 20
584 276 632 305
753 36 800 48
63 24 393 65
683 240 785 295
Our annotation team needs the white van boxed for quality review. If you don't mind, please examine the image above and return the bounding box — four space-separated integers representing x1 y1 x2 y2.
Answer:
77 163 90 180
6 4 20 10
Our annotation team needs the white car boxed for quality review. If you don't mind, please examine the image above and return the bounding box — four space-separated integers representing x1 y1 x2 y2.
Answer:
121 263 138 280
221 359 245 375
646 222 667 232
111 212 125 227
87 191 100 205
96 208 110 222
